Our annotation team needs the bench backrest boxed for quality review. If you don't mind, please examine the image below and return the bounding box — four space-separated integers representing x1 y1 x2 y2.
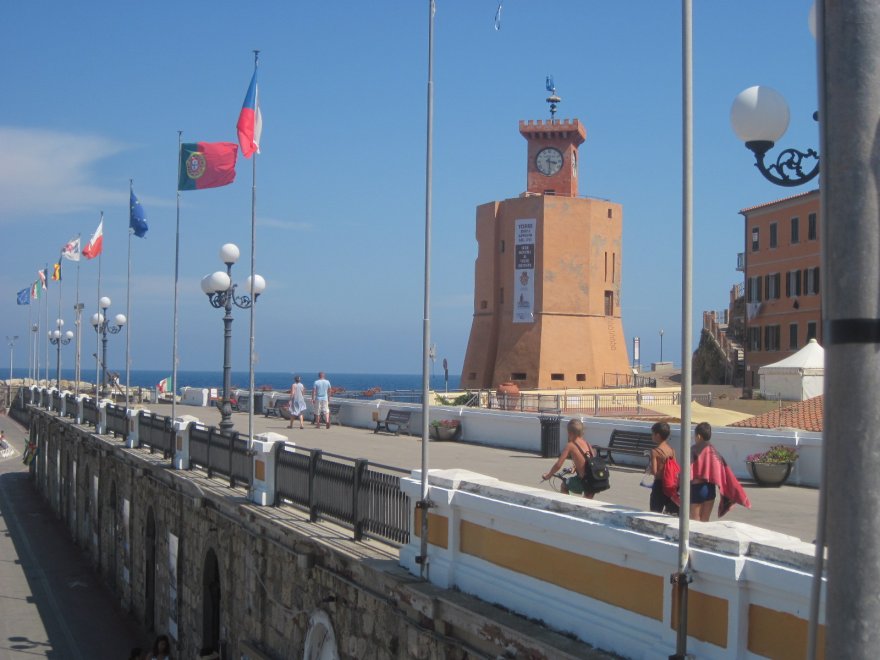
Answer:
329 402 341 413
609 430 653 451
386 410 411 423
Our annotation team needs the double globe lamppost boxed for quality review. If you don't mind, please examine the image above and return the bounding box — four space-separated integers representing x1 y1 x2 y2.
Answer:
200 243 266 432
47 319 74 387
91 297 126 396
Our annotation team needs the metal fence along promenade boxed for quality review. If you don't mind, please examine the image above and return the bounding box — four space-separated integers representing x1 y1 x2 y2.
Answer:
12 390 411 546
488 390 713 415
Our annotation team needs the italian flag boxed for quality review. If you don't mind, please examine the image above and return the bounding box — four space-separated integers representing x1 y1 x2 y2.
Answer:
157 376 173 394
178 142 238 191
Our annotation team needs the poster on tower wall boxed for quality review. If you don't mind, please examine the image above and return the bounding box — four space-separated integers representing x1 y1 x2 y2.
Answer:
513 218 536 323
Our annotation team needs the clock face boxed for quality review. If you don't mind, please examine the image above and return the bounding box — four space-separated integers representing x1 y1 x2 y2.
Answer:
535 147 564 176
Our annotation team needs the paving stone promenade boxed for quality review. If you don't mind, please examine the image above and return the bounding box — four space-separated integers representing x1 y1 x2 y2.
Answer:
168 400 819 542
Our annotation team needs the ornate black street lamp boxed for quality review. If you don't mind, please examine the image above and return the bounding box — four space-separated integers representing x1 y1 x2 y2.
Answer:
200 243 265 432
91 297 126 396
47 319 73 387
731 85 819 188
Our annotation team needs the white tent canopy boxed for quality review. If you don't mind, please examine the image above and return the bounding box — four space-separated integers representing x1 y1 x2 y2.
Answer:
758 338 824 401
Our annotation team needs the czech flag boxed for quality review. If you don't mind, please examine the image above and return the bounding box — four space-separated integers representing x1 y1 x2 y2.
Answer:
178 142 238 191
237 68 262 159
83 218 104 259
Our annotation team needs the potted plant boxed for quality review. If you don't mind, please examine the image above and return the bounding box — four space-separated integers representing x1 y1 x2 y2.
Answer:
430 419 461 441
746 445 799 486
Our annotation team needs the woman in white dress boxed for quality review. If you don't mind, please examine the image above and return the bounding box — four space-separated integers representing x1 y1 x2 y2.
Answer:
288 375 308 429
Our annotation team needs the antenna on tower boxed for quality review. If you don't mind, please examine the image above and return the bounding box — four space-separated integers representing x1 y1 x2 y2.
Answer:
545 75 561 118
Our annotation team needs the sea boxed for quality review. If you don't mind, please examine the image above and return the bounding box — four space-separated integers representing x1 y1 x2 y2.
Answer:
9 368 461 394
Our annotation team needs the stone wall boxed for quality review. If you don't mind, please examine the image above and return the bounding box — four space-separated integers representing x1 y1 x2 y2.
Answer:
25 407 609 659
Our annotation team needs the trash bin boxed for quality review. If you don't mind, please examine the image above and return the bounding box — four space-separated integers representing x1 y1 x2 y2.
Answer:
253 392 265 415
539 414 562 458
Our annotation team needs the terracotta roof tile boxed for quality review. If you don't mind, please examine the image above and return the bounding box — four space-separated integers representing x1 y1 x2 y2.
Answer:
731 395 823 432
738 188 819 215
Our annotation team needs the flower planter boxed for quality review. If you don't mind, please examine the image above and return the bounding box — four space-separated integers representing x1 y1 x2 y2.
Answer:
431 425 460 441
747 461 794 487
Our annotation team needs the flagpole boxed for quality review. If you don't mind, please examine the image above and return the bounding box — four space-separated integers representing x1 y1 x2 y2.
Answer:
172 131 182 424
125 179 133 409
74 246 82 397
247 50 260 452
96 212 103 396
27 299 32 382
56 256 63 386
44 263 49 384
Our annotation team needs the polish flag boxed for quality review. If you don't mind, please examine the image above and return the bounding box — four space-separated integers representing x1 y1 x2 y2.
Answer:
83 219 104 259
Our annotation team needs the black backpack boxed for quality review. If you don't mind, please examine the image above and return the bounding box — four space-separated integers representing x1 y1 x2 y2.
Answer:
579 444 611 493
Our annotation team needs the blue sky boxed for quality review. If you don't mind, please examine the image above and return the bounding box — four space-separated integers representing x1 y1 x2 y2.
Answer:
1 1 819 378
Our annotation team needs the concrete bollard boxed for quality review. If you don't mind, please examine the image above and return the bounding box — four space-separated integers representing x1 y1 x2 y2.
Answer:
96 400 108 435
74 395 86 424
125 408 145 449
173 415 201 470
250 432 289 506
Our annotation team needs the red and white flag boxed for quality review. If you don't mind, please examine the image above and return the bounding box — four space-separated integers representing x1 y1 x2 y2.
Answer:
61 236 81 262
82 219 103 259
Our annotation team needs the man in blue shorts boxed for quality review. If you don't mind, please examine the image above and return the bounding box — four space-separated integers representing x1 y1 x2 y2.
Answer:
312 372 332 428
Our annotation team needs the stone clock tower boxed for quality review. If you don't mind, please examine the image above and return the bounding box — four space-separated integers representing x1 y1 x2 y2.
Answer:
460 115 631 391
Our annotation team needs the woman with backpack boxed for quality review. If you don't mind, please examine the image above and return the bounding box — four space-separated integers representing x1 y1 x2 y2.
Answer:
648 421 680 514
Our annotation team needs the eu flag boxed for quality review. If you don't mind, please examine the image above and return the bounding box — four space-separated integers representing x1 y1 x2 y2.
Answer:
130 188 148 238
16 288 30 305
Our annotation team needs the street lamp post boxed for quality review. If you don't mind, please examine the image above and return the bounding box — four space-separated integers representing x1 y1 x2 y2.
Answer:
5 335 18 406
659 329 664 364
200 243 265 432
91 297 126 397
47 320 73 387
30 323 39 383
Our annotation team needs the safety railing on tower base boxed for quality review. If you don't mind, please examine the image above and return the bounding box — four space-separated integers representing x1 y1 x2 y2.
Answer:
105 404 128 438
488 390 713 415
138 411 174 458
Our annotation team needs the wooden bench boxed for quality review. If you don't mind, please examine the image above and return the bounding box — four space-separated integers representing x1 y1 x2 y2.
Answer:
374 409 412 436
593 429 654 465
265 397 291 419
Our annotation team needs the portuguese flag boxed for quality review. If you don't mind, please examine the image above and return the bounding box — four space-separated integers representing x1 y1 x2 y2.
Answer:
178 142 239 191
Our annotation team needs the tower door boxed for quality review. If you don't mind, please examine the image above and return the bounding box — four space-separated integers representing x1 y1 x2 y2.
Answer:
604 291 614 316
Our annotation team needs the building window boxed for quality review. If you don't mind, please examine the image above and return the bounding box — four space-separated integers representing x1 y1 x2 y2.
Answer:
751 227 760 251
604 291 614 316
605 252 608 281
612 253 616 283
499 288 504 304
808 213 818 240
468 372 477 380
787 270 802 297
805 267 820 295
748 326 761 351
607 208 613 219
764 325 781 351
500 240 505 253
791 217 800 244
747 275 763 303
576 373 586 382
767 273 781 299
551 373 564 381
807 321 818 341
770 222 778 248
789 323 799 350
511 372 527 380
545 190 556 196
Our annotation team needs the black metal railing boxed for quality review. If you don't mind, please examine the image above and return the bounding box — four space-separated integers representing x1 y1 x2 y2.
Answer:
64 394 78 419
82 397 98 427
602 372 658 388
105 404 128 439
51 391 64 413
137 411 173 457
41 390 52 410
274 444 410 544
188 423 250 488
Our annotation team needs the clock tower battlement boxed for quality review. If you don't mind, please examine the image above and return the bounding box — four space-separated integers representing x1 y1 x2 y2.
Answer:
520 118 586 197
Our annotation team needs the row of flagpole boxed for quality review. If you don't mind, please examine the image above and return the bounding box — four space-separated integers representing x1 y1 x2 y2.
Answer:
12 55 261 442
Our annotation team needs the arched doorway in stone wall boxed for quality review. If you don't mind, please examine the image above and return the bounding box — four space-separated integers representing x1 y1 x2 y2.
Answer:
108 481 117 590
202 548 221 653
145 507 156 632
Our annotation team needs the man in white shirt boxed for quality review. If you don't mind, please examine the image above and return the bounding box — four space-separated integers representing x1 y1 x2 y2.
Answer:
312 372 332 428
